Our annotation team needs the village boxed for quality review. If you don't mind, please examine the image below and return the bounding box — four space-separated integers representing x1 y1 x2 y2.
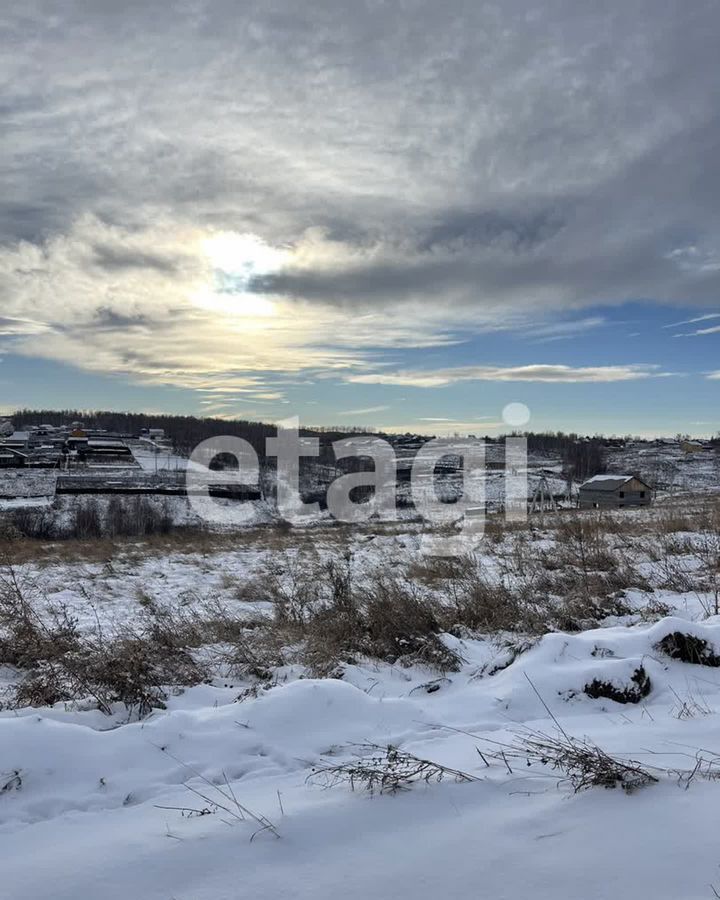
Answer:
0 419 171 470
1 415 718 528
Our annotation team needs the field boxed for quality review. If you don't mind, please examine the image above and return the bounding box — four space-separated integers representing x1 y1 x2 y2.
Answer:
2 483 720 898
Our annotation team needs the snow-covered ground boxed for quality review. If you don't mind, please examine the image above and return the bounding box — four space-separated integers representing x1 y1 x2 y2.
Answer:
0 469 57 502
3 615 720 899
3 510 720 898
130 440 205 474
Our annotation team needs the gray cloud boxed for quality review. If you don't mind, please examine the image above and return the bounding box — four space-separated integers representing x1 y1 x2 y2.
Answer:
90 307 152 331
90 243 184 275
2 0 720 381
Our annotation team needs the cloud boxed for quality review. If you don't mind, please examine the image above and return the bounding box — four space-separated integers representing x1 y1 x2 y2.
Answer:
674 324 720 337
2 215 516 390
90 243 184 274
664 313 720 328
0 316 51 337
337 405 391 416
347 364 671 387
0 216 379 393
2 1 720 395
523 316 606 343
418 416 497 422
378 420 504 435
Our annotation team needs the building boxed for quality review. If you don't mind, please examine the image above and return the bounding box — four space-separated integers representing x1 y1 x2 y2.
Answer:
66 434 89 453
84 439 134 461
578 474 652 510
680 440 706 454
0 448 28 468
1 431 31 451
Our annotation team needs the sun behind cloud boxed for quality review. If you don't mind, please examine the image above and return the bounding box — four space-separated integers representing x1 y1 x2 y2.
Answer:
191 231 291 318
202 231 288 278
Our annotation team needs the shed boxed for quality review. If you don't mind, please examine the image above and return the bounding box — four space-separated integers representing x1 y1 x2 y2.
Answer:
680 440 705 454
2 431 30 451
85 439 133 459
578 474 652 510
0 448 28 468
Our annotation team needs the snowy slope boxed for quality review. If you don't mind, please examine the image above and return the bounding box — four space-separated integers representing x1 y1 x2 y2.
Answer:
4 616 720 898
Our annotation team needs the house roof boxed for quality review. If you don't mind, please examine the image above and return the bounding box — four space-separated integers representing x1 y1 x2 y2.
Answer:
0 448 28 459
580 474 650 492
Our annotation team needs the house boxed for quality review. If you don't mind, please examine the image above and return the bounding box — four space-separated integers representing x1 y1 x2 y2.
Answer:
680 440 705 454
66 434 89 453
578 474 652 509
84 439 133 460
0 448 28 468
1 431 30 451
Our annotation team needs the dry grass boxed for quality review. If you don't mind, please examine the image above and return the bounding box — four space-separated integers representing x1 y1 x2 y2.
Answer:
257 553 464 675
0 566 207 715
4 491 720 712
309 743 479 794
484 726 658 793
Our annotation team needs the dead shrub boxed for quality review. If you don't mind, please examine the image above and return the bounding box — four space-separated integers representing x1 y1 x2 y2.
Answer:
255 554 461 674
13 630 203 715
0 518 21 542
0 566 206 715
584 666 651 704
11 497 176 543
486 726 657 793
656 631 720 667
407 555 478 587
209 620 286 681
137 596 283 682
420 554 528 633
309 743 479 794
553 589 633 633
555 517 616 572
296 557 462 674
432 550 635 638
362 575 461 671
445 577 524 633
655 507 712 535
303 599 365 676
102 497 174 539
258 550 324 627
11 506 56 540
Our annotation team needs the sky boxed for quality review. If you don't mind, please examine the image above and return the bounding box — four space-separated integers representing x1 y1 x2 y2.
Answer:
1 1 720 437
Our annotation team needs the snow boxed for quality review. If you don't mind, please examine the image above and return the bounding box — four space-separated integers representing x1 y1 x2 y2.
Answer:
5 772 720 900
1 439 720 897
0 496 53 510
582 474 633 484
4 607 720 897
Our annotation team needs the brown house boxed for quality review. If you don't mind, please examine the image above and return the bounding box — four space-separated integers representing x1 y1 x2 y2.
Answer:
578 474 652 510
